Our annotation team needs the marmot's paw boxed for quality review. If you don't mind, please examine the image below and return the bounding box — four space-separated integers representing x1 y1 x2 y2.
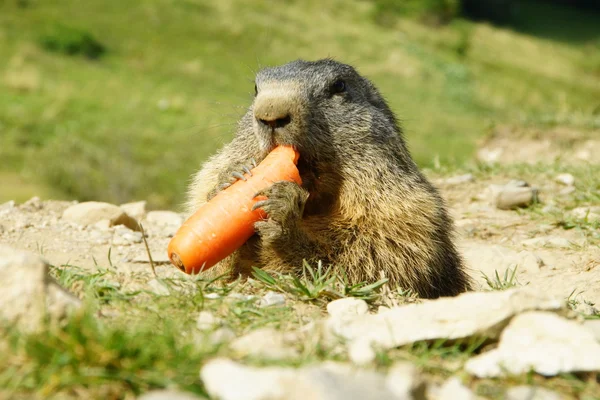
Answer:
252 181 309 240
207 159 258 200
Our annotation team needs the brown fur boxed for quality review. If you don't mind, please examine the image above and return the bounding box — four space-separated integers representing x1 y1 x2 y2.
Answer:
186 59 472 298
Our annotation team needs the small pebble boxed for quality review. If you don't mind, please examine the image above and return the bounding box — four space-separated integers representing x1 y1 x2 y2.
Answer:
555 173 575 186
327 297 369 318
259 291 286 307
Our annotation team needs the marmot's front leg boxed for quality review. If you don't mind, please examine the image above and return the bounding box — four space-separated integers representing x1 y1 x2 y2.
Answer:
252 181 309 240
252 181 319 269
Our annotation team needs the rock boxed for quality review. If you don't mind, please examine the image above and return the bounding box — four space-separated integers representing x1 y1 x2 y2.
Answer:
200 358 399 400
259 291 286 307
327 298 369 319
465 311 600 377
120 200 147 220
348 338 377 365
496 185 538 210
480 181 538 210
205 293 220 299
327 288 563 359
147 278 170 296
521 236 576 249
145 211 183 227
197 311 220 331
583 319 600 342
22 196 42 210
137 390 204 400
444 174 474 186
570 206 600 222
0 200 15 217
385 362 426 400
429 377 475 400
62 201 140 231
230 327 298 360
505 386 561 400
555 173 575 186
0 245 80 331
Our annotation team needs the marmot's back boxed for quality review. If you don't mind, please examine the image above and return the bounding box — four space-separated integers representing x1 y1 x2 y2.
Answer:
186 59 472 298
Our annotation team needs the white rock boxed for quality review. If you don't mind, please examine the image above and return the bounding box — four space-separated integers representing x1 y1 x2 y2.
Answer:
200 358 399 400
230 327 298 359
430 377 475 400
570 206 600 222
521 236 576 249
555 173 575 186
259 291 286 307
385 362 426 400
583 319 600 342
62 201 140 231
0 200 15 217
444 174 475 186
22 196 42 210
120 200 147 220
327 298 369 319
145 211 183 227
327 288 563 358
0 245 80 331
496 186 538 210
465 312 600 377
348 338 376 365
197 311 220 330
138 390 203 400
505 386 561 400
205 293 220 299
210 327 236 345
147 278 170 296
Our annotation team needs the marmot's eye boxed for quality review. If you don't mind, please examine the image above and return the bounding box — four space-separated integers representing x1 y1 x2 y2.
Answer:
331 79 346 94
254 83 258 96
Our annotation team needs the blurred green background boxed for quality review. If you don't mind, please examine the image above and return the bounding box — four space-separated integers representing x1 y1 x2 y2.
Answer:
1 0 599 209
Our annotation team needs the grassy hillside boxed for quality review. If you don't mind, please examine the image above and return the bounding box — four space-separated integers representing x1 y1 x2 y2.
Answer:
0 0 599 208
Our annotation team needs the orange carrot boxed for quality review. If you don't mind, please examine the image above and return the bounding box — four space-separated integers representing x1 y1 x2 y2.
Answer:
168 145 302 274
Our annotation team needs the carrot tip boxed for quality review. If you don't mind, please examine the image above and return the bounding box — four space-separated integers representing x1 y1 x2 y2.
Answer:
170 252 186 272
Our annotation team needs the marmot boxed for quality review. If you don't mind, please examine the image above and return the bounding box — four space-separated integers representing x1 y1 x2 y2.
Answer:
186 59 471 298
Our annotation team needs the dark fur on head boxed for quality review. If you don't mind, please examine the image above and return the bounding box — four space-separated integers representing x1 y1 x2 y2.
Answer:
187 59 472 298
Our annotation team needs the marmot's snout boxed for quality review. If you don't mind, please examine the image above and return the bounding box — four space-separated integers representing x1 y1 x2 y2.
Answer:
253 84 305 148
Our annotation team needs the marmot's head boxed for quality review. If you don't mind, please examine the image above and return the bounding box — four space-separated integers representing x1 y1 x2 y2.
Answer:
247 59 400 165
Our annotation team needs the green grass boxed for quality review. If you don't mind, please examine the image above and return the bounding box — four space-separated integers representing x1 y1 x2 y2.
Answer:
3 259 599 399
0 0 598 207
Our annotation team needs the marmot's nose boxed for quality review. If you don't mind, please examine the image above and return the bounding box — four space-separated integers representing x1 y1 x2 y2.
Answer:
254 89 295 130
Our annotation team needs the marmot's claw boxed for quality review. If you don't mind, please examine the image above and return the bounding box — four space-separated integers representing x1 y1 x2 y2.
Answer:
252 181 309 237
218 182 232 191
251 200 268 212
231 171 247 181
242 165 253 176
251 158 258 168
